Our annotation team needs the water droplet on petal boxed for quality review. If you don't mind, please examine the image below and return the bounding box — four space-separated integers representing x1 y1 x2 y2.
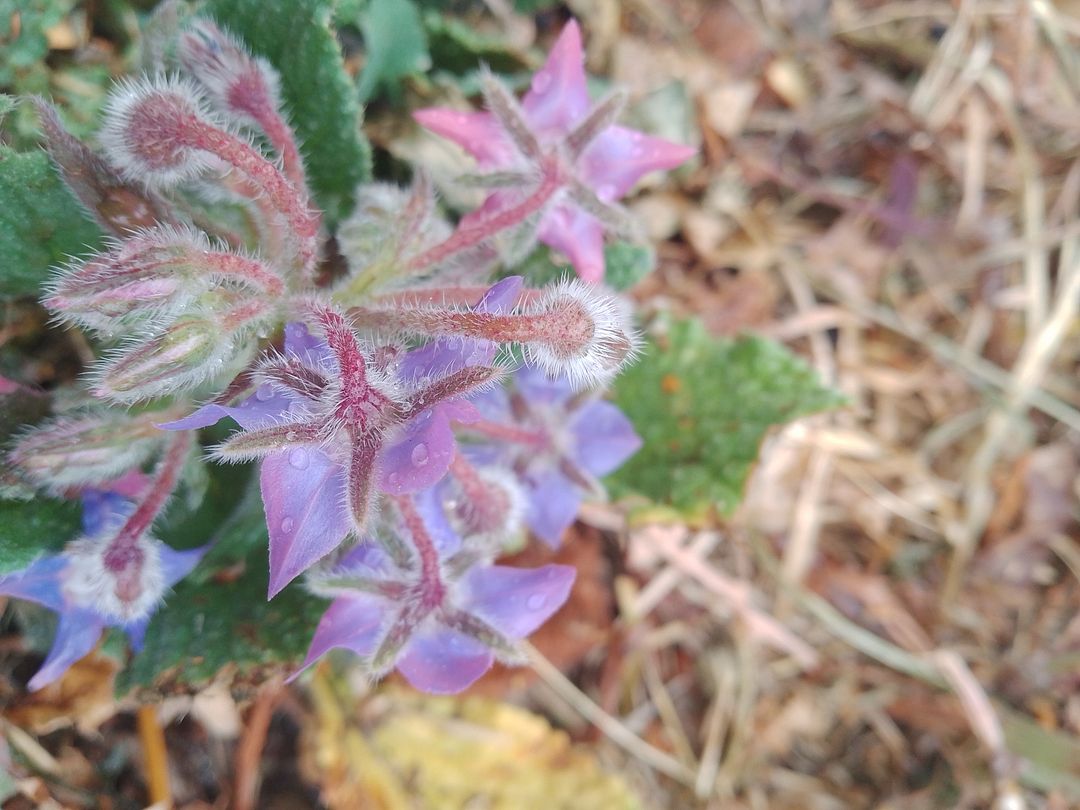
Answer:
410 443 429 467
526 593 546 611
256 383 275 401
281 517 295 534
388 472 401 487
289 448 309 470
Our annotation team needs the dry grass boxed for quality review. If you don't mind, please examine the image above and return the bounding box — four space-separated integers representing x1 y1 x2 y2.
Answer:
546 1 1080 807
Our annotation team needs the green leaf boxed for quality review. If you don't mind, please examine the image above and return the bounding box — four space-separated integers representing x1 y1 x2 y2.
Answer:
354 0 430 103
0 147 104 299
0 0 75 86
117 481 327 695
0 498 80 575
423 12 527 76
609 318 844 514
204 0 373 224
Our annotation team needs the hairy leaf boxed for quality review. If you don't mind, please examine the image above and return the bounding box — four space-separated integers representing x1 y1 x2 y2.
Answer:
609 318 844 513
0 148 104 299
205 0 373 223
0 499 80 575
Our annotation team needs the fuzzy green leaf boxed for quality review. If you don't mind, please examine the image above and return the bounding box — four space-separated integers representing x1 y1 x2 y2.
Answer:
204 0 373 224
0 147 104 299
355 0 430 102
116 482 327 696
0 498 80 575
609 318 844 513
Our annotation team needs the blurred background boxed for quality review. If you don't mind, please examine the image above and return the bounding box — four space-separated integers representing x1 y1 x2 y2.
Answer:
1 1 1079 808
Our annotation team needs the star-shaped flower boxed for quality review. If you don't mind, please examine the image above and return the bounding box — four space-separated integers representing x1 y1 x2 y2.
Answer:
160 286 516 595
466 365 641 546
0 491 205 690
415 20 695 282
294 487 575 694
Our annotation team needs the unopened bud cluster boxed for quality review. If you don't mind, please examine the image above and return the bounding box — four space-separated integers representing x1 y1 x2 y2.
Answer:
3 16 690 692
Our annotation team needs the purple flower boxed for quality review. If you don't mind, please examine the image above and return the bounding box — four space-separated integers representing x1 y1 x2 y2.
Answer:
468 366 641 547
0 491 205 690
415 20 695 282
294 487 575 694
161 282 519 596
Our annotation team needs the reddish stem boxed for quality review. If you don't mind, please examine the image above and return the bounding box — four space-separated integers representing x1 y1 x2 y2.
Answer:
393 495 445 610
455 418 546 447
406 159 562 273
108 432 192 554
187 119 320 275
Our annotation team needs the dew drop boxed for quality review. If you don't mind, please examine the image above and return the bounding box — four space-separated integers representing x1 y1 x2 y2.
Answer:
388 472 401 488
526 593 546 611
256 383 275 401
289 447 309 470
532 71 552 94
410 443 429 467
280 517 295 534
285 430 297 441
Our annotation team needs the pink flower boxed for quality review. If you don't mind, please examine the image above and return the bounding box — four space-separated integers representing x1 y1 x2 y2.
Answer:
415 20 695 283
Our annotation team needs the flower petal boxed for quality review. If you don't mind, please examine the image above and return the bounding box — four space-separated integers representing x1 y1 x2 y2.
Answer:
159 542 209 588
27 608 106 691
290 595 386 680
570 400 642 476
0 555 68 612
537 204 606 283
522 20 590 135
124 616 150 652
579 125 696 200
413 108 515 166
523 469 582 547
156 391 292 431
80 490 131 536
411 484 462 557
396 623 493 694
379 407 456 495
262 448 351 597
459 563 575 638
284 321 335 369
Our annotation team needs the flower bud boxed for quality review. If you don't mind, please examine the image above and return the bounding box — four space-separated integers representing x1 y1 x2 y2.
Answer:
523 278 640 390
46 225 284 333
100 76 219 186
95 301 267 402
9 411 166 491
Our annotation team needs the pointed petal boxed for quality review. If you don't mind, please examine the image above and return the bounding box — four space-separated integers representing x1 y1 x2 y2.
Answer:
460 563 575 638
379 407 456 495
157 391 293 432
262 449 351 597
396 624 493 694
0 555 68 612
413 108 515 166
571 400 642 476
579 125 695 200
522 20 590 135
290 595 386 681
537 204 606 283
159 543 209 588
27 609 105 691
524 469 582 547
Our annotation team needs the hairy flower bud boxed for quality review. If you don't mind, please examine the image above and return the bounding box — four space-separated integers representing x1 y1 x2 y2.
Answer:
95 301 267 402
9 411 168 491
46 225 284 333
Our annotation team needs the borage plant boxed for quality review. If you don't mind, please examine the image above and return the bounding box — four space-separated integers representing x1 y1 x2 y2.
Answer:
0 16 691 694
